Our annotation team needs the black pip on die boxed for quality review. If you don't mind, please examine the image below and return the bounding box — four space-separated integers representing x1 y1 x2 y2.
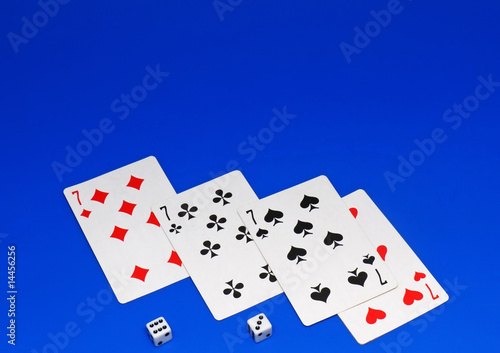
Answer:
247 313 272 343
146 317 172 346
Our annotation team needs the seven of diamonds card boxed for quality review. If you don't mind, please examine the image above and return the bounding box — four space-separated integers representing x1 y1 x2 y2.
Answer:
152 171 283 320
64 156 188 304
338 190 449 344
238 176 397 326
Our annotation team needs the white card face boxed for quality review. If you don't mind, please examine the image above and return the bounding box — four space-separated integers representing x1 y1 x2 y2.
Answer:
64 156 188 304
338 190 449 344
238 176 397 326
152 171 283 321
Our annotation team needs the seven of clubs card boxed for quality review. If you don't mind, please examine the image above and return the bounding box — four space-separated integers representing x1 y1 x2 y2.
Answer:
152 171 283 320
64 157 188 304
238 176 397 326
338 190 449 344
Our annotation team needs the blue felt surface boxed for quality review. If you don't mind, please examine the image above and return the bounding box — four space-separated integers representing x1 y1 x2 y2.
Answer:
1 1 499 352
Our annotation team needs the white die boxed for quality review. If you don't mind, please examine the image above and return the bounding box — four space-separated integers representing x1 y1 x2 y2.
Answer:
146 317 172 346
247 313 272 343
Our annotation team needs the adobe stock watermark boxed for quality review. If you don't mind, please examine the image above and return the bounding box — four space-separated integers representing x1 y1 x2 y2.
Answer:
339 0 407 64
208 106 297 180
7 0 71 54
280 235 338 293
384 74 499 192
51 64 169 182
213 0 243 21
30 264 134 353
379 277 467 353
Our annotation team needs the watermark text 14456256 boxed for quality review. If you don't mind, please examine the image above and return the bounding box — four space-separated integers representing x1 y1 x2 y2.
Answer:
6 245 17 345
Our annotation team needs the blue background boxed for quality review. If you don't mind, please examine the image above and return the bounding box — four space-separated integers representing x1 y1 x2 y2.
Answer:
1 0 499 352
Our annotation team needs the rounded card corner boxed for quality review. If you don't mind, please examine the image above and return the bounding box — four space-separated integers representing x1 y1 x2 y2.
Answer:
145 155 158 163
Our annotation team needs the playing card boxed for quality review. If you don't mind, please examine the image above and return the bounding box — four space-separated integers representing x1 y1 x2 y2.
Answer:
152 171 283 320
64 156 188 304
238 176 397 326
338 190 449 344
